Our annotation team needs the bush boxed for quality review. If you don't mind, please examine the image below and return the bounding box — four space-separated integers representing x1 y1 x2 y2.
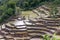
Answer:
6 8 14 16
0 0 16 23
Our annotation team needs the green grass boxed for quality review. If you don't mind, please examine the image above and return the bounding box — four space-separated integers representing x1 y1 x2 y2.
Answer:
43 34 60 40
21 11 38 19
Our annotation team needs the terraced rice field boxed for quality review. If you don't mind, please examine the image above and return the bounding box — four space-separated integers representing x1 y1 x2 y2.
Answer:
0 17 60 40
21 11 38 19
0 5 60 40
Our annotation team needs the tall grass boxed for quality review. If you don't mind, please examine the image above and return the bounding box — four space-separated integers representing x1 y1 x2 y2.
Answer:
43 34 60 40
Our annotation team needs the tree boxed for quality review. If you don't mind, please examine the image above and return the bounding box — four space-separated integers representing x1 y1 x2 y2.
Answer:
18 0 43 10
53 0 60 5
0 0 18 23
6 8 14 16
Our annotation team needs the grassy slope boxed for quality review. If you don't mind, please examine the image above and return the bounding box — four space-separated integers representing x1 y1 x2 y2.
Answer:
21 11 38 19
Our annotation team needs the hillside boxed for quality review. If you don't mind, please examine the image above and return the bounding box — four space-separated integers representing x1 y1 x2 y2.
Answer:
0 0 60 40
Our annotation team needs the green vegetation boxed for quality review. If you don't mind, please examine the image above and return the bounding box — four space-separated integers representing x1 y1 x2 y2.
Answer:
0 0 60 23
22 11 38 19
43 34 60 40
17 0 55 10
49 6 59 18
0 0 19 23
0 0 60 40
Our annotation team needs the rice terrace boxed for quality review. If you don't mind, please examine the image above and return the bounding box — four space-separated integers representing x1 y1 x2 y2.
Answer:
0 0 60 40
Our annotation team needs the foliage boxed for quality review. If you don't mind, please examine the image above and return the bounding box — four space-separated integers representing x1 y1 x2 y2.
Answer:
18 0 54 10
49 6 58 18
0 0 60 23
0 0 16 23
43 34 50 40
53 0 60 5
43 34 60 40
